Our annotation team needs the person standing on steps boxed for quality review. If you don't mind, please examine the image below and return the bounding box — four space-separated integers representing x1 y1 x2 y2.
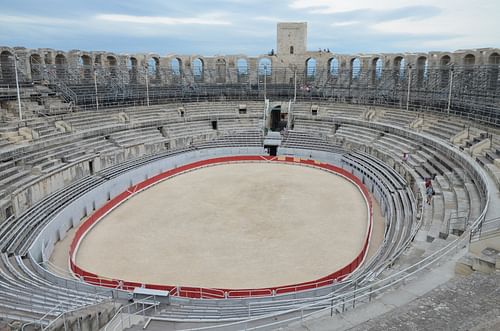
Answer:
426 184 435 205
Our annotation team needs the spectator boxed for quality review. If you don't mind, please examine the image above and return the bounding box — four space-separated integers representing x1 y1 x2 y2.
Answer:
402 152 409 163
426 185 435 205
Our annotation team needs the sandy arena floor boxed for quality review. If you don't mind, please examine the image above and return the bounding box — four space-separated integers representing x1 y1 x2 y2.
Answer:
75 162 369 289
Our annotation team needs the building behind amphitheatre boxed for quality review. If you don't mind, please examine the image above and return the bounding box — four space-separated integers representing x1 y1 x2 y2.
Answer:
0 22 499 331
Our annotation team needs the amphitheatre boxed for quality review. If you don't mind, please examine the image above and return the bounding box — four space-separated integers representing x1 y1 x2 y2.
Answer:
0 21 499 331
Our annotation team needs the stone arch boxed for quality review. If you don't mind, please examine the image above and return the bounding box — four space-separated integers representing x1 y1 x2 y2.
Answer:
216 58 227 83
305 58 316 81
55 54 67 79
236 58 248 82
393 56 405 81
463 54 475 88
463 54 475 66
489 52 500 65
128 57 138 83
350 58 361 80
487 52 500 90
371 57 383 84
148 56 161 81
106 55 117 77
328 58 339 77
81 55 92 81
440 55 452 88
30 53 43 81
171 58 182 76
258 58 272 83
0 51 15 83
192 58 204 82
416 56 428 87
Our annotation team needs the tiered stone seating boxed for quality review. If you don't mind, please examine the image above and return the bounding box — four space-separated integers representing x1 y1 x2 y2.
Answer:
61 110 122 131
334 124 380 146
376 109 417 127
422 119 467 141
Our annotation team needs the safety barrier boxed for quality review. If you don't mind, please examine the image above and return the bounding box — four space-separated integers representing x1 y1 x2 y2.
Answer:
69 155 373 299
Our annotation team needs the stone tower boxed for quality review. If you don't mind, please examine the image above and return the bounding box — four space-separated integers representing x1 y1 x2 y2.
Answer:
277 22 307 55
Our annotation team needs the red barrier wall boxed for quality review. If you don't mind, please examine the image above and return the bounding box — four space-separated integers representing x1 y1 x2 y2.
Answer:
69 155 373 299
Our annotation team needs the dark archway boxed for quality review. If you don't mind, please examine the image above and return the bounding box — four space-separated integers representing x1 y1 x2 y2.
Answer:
440 55 451 88
30 53 43 81
81 55 92 82
55 54 67 80
0 51 15 84
128 57 138 83
416 56 428 87
488 53 499 91
371 58 382 84
270 105 286 132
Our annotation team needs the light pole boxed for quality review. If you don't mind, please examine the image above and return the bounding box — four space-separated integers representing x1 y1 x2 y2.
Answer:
145 65 150 107
13 54 22 121
406 64 412 111
94 69 99 111
293 69 297 103
263 65 267 101
447 65 454 116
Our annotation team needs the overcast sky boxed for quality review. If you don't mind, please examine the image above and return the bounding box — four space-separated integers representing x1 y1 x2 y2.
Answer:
0 0 498 56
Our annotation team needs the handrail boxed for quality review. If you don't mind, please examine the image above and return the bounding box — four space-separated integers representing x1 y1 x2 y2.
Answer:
104 295 159 331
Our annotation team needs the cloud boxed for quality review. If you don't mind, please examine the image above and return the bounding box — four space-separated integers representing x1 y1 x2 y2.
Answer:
0 14 75 26
95 13 231 26
332 21 360 27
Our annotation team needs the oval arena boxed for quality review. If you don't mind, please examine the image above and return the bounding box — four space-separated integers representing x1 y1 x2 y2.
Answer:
0 22 499 331
71 156 372 294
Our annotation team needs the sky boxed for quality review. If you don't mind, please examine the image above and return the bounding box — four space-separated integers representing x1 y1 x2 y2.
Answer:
0 0 498 56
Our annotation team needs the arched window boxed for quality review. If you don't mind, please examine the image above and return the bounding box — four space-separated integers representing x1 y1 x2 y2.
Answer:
464 54 475 66
0 51 15 83
351 58 361 80
487 53 499 91
463 54 475 89
129 57 138 83
258 58 272 83
216 58 226 83
55 54 67 80
106 56 117 78
81 55 92 81
393 56 405 82
237 58 248 82
258 58 272 76
148 57 160 81
171 58 181 76
329 58 339 77
30 54 42 81
306 58 316 80
440 55 451 88
416 56 428 87
371 58 383 84
192 58 204 82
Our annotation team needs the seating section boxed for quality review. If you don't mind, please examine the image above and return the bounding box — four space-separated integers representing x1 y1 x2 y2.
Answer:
0 96 496 328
